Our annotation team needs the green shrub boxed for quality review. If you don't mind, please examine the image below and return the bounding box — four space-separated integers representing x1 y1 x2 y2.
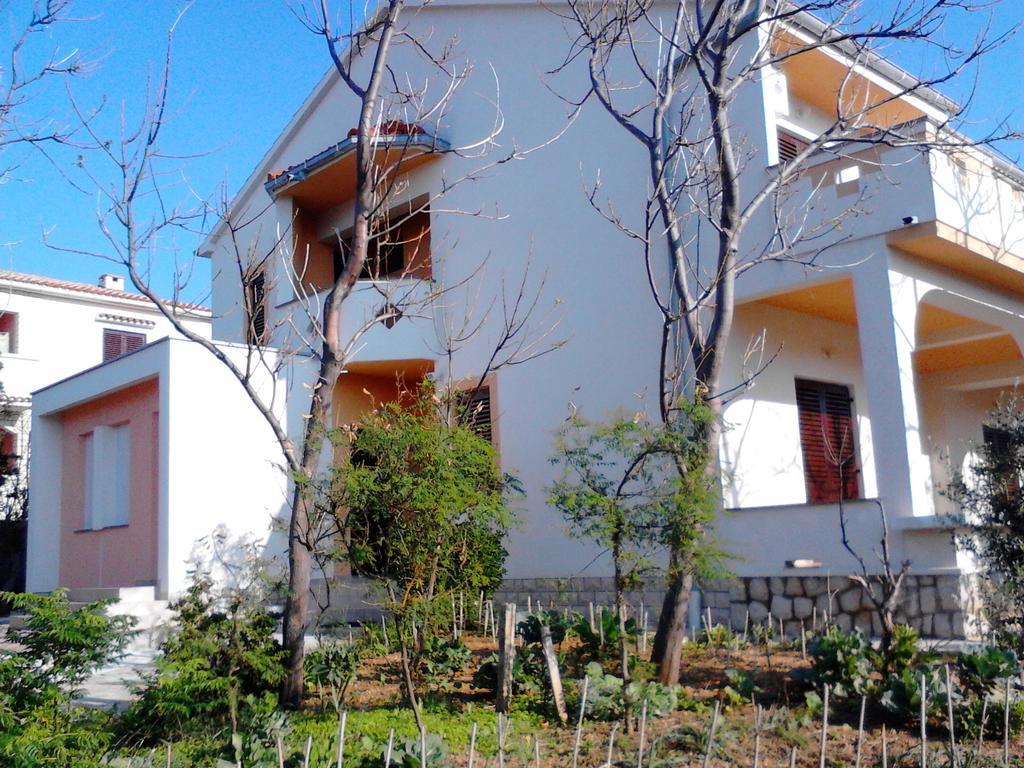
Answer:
880 664 957 722
119 574 284 744
575 662 680 721
805 625 875 699
418 636 472 691
958 646 1020 697
306 641 362 712
572 611 638 662
701 623 739 649
721 668 761 709
517 609 574 646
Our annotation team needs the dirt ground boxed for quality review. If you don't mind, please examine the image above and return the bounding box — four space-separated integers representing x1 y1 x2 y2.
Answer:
338 635 1024 766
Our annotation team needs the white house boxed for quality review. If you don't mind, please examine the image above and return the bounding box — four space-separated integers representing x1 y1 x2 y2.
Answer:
25 1 1024 638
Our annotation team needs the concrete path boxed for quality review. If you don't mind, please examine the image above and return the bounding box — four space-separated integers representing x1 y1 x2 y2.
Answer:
74 650 156 711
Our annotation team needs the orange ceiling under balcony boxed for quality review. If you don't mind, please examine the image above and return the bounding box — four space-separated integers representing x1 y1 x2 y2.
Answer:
265 134 447 213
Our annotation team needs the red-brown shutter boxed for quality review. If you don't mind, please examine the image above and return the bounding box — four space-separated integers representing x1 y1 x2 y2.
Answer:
458 386 494 444
778 130 810 164
103 329 147 361
795 378 861 504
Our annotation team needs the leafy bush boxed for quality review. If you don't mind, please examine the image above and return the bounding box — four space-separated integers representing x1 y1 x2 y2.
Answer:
572 611 638 662
306 641 362 712
880 664 957 721
576 662 680 721
0 590 134 767
805 625 876 698
721 668 761 709
958 646 1019 697
119 573 284 744
473 648 546 698
377 732 447 768
701 623 739 649
0 590 134 708
418 636 472 691
517 609 574 646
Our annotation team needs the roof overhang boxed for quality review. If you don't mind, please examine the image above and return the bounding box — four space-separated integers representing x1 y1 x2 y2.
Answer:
263 133 449 214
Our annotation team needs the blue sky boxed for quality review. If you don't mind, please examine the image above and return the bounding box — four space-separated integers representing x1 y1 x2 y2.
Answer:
1 1 1022 304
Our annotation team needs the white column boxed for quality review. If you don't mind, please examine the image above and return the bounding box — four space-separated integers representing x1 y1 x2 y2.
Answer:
25 412 63 592
853 264 934 518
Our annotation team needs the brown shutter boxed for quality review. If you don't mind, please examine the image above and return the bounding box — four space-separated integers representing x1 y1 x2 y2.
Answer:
245 270 267 345
795 378 860 504
458 386 493 444
778 130 810 164
103 329 147 361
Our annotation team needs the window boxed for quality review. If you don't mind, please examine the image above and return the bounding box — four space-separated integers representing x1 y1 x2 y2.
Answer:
457 385 494 444
777 129 810 164
0 312 17 354
244 267 267 345
82 424 131 529
103 329 146 361
0 428 17 476
330 210 431 280
795 378 861 504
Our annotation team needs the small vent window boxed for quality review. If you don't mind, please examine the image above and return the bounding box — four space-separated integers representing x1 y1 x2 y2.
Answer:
457 385 494 444
0 312 17 354
778 130 810 165
103 329 146 362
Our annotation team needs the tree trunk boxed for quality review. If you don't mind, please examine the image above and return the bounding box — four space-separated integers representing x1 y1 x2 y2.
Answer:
651 570 694 683
280 346 344 708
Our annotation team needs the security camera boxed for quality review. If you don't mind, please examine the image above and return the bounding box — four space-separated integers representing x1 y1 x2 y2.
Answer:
902 215 919 226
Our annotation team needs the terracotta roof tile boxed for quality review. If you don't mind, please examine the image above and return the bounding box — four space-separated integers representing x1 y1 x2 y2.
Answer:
0 270 211 313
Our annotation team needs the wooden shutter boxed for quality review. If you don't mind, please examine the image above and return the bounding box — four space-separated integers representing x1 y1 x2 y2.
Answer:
103 329 146 362
795 378 860 504
778 130 810 164
458 386 493 444
245 269 267 345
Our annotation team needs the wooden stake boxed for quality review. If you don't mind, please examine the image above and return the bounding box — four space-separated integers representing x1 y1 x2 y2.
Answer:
467 722 477 768
921 672 928 768
384 728 394 768
303 735 312 768
636 699 648 768
533 733 541 768
701 700 721 768
945 664 958 768
789 746 797 768
744 609 750 643
478 591 484 626
276 734 285 768
589 602 596 632
497 713 505 768
978 696 988 757
855 695 866 768
165 743 172 768
540 622 568 723
571 676 589 768
819 684 830 768
336 709 347 768
606 722 619 767
753 704 763 768
381 616 389 647
881 724 888 768
1004 678 1011 766
800 620 807 660
419 727 427 768
496 603 517 713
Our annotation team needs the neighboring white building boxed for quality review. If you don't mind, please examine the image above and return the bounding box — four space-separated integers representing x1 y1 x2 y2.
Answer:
25 2 1024 637
0 270 211 495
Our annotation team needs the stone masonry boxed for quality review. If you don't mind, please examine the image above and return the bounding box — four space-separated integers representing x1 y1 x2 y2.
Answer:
495 573 970 639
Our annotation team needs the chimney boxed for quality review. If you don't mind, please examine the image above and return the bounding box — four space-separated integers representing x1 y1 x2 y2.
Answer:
99 274 125 291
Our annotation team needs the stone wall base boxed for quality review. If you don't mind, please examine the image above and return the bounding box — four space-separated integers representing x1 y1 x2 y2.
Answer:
494 572 973 640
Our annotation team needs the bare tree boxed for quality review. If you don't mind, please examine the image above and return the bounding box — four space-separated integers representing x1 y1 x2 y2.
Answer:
1 0 89 183
51 0 564 708
554 0 1015 683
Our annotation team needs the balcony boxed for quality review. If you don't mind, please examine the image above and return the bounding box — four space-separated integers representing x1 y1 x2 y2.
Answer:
280 277 436 364
779 128 1024 291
